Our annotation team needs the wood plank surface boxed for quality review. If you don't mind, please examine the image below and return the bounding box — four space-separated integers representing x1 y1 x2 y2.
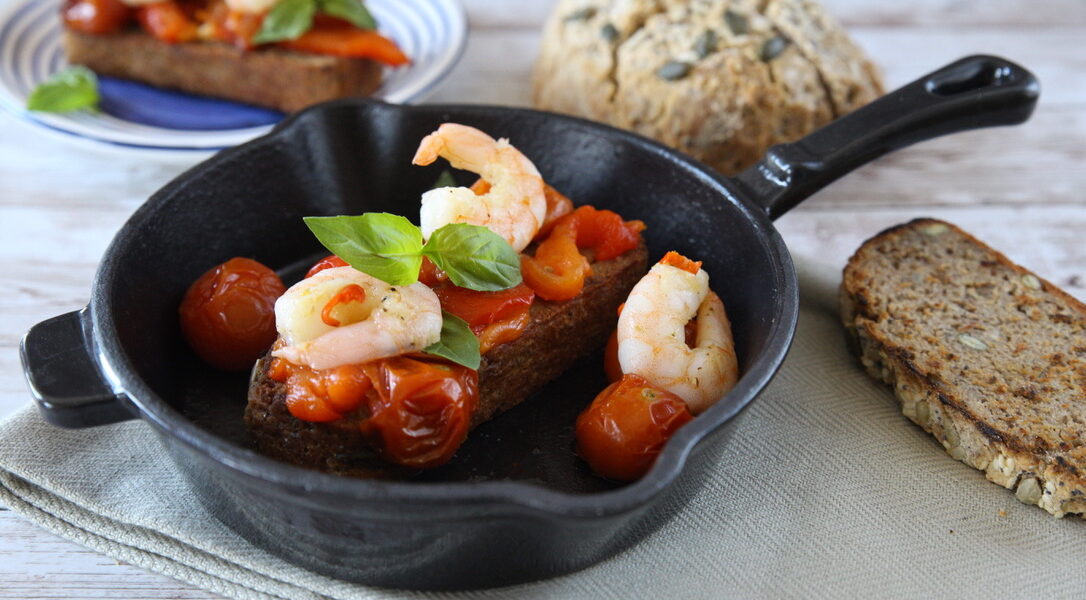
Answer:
0 0 1082 597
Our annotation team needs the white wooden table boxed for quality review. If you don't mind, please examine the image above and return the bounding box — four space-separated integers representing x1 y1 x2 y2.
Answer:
1 0 1083 597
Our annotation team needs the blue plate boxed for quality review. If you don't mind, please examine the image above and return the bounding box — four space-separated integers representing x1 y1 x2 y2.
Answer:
0 0 467 152
97 77 284 131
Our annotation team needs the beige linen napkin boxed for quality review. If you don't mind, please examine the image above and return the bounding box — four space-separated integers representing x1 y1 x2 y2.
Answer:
1 258 1082 600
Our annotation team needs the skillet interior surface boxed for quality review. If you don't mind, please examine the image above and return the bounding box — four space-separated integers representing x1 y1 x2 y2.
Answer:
99 101 792 496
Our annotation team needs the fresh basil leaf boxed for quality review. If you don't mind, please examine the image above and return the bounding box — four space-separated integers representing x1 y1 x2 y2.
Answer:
27 66 99 113
422 223 522 291
304 213 423 285
252 0 317 44
424 312 481 370
430 169 457 190
319 0 376 29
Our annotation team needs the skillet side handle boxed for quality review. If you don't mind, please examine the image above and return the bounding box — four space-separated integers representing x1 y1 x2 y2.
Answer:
735 55 1039 220
20 309 136 428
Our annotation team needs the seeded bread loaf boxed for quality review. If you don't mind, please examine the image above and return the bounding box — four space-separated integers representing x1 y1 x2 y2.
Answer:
841 219 1086 517
245 243 649 475
532 0 883 175
64 29 383 113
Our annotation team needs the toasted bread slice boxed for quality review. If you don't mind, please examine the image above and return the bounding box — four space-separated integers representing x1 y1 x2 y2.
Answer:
841 219 1086 517
245 243 649 475
64 29 383 113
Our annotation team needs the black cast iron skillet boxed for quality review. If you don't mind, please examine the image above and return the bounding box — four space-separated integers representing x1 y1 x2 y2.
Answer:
21 56 1037 590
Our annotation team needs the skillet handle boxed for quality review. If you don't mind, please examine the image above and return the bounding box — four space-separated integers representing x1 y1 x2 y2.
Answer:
734 55 1039 220
20 309 136 428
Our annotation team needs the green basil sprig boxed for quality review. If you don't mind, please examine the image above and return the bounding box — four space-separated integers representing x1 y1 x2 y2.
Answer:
424 224 522 292
253 0 376 44
431 169 457 190
27 66 99 113
424 312 481 370
320 0 377 30
303 213 522 291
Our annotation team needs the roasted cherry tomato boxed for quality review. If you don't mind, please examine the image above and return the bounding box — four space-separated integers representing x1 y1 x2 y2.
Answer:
305 255 349 278
360 356 478 469
270 359 373 423
63 0 132 34
278 19 409 65
136 1 198 43
576 373 694 481
179 257 286 371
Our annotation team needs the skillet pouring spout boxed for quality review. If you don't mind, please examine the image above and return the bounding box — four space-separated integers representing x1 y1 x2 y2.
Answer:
735 55 1039 219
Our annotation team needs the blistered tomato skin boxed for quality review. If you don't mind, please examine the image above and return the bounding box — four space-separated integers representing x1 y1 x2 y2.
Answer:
576 374 694 481
179 257 286 371
136 1 198 44
360 356 478 469
63 0 132 34
305 255 349 278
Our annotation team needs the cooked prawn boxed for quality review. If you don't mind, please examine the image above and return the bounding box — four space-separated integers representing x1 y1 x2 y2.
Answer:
272 266 442 370
616 254 739 414
413 123 546 252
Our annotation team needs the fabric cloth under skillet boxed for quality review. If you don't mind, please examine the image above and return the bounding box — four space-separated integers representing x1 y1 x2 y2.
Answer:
1 258 1083 600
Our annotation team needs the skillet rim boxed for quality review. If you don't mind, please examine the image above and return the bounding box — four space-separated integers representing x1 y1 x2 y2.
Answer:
89 99 800 519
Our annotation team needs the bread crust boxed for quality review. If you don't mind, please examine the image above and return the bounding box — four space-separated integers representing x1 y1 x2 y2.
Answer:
64 29 383 113
245 243 649 475
532 0 882 175
841 219 1086 517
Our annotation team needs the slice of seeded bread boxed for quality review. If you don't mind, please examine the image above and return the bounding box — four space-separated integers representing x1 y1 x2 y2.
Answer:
841 219 1086 517
64 30 383 113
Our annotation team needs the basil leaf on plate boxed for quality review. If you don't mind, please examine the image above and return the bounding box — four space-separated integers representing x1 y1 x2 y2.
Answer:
424 312 481 370
422 223 522 292
252 0 318 44
27 66 99 113
304 213 423 286
319 0 377 30
430 169 457 190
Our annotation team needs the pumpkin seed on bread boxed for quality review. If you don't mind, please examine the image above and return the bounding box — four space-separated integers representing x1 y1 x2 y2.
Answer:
841 219 1086 517
532 0 883 175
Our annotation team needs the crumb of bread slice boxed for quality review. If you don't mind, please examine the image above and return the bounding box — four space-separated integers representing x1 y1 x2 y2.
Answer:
841 218 1086 517
64 29 383 113
245 243 649 476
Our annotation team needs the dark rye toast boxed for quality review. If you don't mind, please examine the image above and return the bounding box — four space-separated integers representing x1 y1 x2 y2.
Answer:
245 242 649 475
841 219 1086 517
64 29 383 113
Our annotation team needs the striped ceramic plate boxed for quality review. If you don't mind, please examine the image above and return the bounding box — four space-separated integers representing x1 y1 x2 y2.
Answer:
0 0 466 153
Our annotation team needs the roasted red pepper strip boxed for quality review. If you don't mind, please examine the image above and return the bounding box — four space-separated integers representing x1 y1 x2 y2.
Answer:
520 221 591 302
320 283 367 327
279 22 409 66
659 250 702 274
136 1 198 44
434 282 535 353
